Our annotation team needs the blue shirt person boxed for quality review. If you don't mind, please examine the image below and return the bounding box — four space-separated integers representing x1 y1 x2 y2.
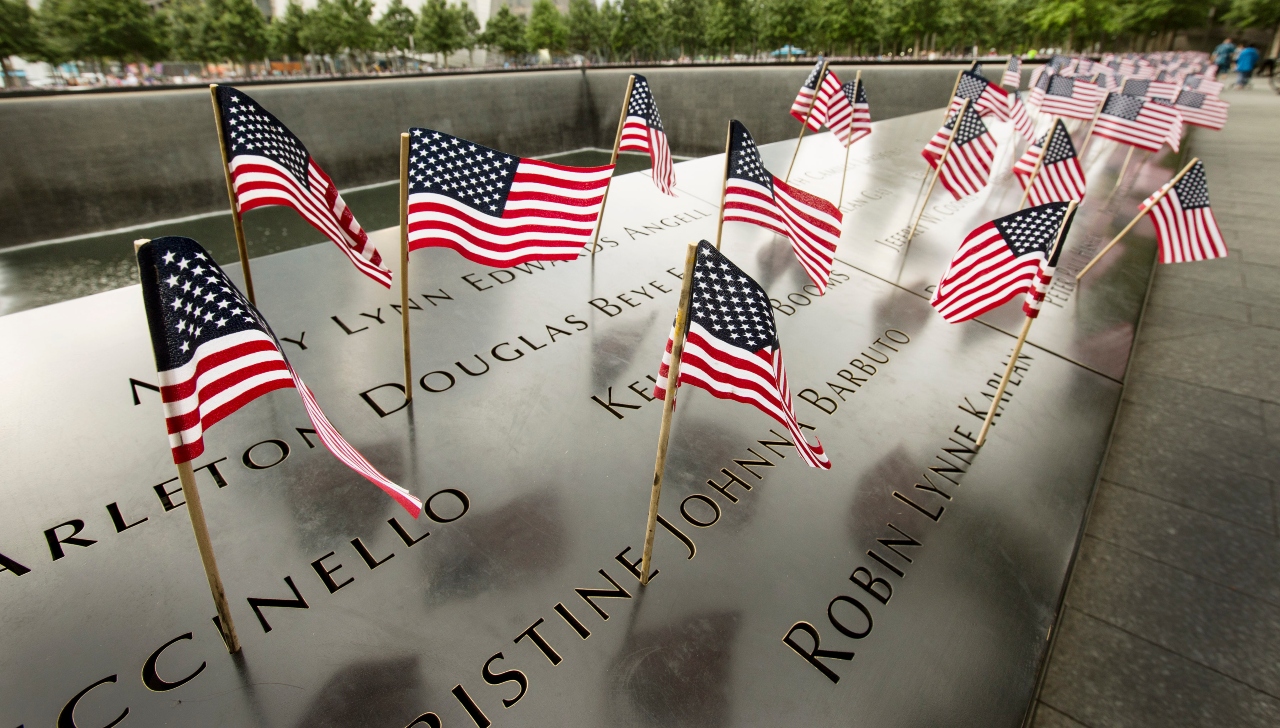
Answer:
1236 44 1261 87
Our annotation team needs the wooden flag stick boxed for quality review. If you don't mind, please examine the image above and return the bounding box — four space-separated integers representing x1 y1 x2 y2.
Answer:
786 61 829 182
209 84 256 307
836 71 861 209
1076 156 1198 281
1018 116 1057 210
1078 100 1104 157
591 75 636 258
713 121 732 250
399 133 413 401
639 242 699 586
976 199 1076 447
134 239 241 653
1112 146 1136 191
906 98 970 245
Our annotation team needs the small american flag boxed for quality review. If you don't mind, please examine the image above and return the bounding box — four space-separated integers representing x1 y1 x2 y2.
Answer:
214 87 392 288
136 236 422 517
653 241 828 469
791 59 839 131
921 103 997 200
618 74 675 196
816 69 853 140
1174 89 1229 130
931 202 1077 322
722 120 842 293
1184 74 1223 96
1149 98 1184 152
1013 120 1086 206
1032 76 1104 120
1009 92 1036 142
1093 93 1182 153
1003 56 1022 88
1149 72 1183 100
949 69 1011 121
820 75 871 147
406 128 614 267
1093 71 1120 91
1140 161 1227 264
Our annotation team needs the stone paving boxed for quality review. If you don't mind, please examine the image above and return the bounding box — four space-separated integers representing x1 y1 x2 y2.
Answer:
1032 82 1280 726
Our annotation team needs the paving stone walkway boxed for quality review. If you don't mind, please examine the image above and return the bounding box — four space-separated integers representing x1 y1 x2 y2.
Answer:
1032 83 1280 727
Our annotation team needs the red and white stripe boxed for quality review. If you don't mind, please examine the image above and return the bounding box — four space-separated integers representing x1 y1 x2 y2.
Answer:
1176 95 1229 130
406 159 613 267
619 116 675 196
818 73 854 143
930 222 1051 323
1093 100 1182 153
1187 75 1223 96
1009 94 1036 142
1003 59 1021 89
921 127 996 200
793 69 842 131
1140 187 1228 264
722 176 842 293
949 84 1011 122
1015 152 1086 207
158 330 422 516
654 322 828 469
1036 79 1104 121
229 156 392 288
1147 79 1182 100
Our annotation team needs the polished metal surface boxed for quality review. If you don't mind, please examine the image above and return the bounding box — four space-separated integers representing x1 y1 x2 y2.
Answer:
0 111 1166 728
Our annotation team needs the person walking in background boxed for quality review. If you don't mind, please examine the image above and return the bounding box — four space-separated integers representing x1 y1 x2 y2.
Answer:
1214 38 1237 79
1235 43 1260 88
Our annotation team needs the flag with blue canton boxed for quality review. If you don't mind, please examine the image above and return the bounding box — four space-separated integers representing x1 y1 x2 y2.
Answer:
618 74 676 195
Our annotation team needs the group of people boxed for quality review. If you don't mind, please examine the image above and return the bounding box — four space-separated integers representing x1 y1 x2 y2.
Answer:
1213 38 1267 88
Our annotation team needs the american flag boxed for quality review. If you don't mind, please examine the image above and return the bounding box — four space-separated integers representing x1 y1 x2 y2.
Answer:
921 103 997 200
213 87 392 288
816 69 853 141
1149 98 1184 152
618 74 675 196
1013 120 1086 206
136 236 423 517
1003 56 1022 88
1149 72 1183 100
791 59 839 131
1174 89 1229 130
1140 161 1228 264
653 241 828 469
823 76 872 147
405 128 614 267
1031 75 1104 120
931 202 1077 322
1009 92 1036 142
721 120 842 293
1093 71 1120 91
950 69 1011 121
1183 74 1224 97
1092 93 1182 153
1028 64 1049 93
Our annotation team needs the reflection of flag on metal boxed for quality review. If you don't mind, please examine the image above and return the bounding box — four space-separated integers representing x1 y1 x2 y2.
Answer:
1003 56 1021 88
618 74 675 195
1093 93 1182 152
213 86 392 288
826 77 871 147
406 128 614 267
1174 89 1229 130
136 236 422 517
921 104 996 200
1139 161 1227 264
722 121 841 293
931 202 1076 322
1013 120 1086 206
791 59 839 131
653 241 828 469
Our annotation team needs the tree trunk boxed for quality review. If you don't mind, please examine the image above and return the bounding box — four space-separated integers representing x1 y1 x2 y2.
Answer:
913 33 921 59
1270 24 1280 60
1 58 12 89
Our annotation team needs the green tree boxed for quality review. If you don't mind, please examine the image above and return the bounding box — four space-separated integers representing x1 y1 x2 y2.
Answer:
205 0 269 69
378 0 417 51
458 3 480 64
270 0 309 60
880 0 944 57
704 0 754 56
303 0 376 71
567 0 600 56
757 0 812 53
613 0 666 60
813 0 875 54
418 0 467 65
163 0 212 63
527 0 568 53
480 4 528 60
0 0 39 87
667 0 707 57
597 0 621 58
1026 0 1115 50
46 0 167 65
1226 0 1280 56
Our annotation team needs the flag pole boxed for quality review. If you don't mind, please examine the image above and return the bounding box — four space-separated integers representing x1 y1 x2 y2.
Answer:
1018 116 1057 210
399 133 413 402
906 98 970 245
976 199 1077 447
786 61 828 182
591 74 636 258
836 70 861 209
134 239 241 654
1078 100 1104 156
1076 156 1198 281
639 242 699 585
714 121 732 250
1112 146 1136 191
210 84 256 306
